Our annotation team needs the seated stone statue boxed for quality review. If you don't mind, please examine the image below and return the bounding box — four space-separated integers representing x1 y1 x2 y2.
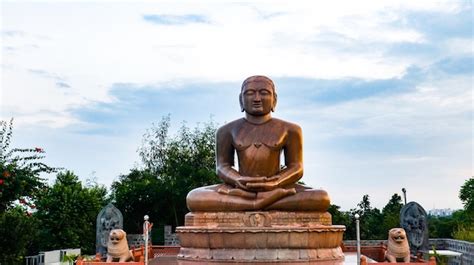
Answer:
187 75 330 212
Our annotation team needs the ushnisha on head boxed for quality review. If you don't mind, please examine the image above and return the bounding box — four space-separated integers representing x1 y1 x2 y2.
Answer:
239 75 278 114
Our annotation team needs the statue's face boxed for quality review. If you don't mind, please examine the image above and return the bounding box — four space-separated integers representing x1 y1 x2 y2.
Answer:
240 81 275 116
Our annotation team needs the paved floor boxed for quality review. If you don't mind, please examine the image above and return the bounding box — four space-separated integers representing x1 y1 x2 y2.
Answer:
149 253 371 265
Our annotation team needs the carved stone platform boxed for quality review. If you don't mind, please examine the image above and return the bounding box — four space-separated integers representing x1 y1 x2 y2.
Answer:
176 211 345 262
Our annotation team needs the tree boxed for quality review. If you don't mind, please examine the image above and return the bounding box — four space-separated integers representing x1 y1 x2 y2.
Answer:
428 215 457 238
111 169 166 234
0 206 38 265
381 193 403 235
35 171 107 254
453 177 474 242
459 177 474 213
328 204 351 239
452 210 474 242
349 194 384 240
426 178 474 242
0 119 56 212
0 119 57 264
113 116 219 228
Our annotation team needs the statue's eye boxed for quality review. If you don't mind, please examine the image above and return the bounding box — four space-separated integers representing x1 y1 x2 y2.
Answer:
244 90 255 96
260 89 270 95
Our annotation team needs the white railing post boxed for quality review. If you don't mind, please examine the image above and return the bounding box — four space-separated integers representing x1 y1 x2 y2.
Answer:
355 213 361 265
143 215 150 265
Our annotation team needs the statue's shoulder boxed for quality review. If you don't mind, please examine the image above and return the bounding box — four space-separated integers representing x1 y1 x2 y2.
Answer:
217 118 245 135
271 118 302 134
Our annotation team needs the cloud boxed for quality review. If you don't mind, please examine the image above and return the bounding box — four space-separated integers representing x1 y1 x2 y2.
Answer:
274 66 423 107
2 30 25 37
28 68 64 80
28 69 72 88
68 81 240 135
2 2 471 210
399 6 473 40
143 14 209 25
431 56 473 75
56 81 71 88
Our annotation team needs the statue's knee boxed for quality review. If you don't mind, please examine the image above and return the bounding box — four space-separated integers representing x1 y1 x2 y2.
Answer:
313 189 331 211
186 188 203 211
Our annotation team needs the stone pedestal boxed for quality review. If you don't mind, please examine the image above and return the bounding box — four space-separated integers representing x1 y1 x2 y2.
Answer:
176 211 345 262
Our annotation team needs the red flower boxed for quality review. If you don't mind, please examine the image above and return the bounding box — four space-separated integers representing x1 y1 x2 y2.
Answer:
2 171 10 178
0 179 3 185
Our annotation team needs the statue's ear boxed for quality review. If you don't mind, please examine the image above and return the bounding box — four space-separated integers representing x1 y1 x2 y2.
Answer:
239 93 244 112
272 93 278 112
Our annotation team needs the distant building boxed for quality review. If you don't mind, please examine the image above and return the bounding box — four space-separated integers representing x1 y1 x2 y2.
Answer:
25 248 80 265
428 208 455 217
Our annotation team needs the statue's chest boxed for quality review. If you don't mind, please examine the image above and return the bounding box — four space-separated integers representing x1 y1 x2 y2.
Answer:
232 124 287 151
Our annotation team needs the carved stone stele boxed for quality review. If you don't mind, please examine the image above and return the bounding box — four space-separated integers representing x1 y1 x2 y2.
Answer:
96 203 123 259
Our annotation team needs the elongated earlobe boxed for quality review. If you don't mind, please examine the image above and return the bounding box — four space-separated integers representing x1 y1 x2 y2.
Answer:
272 94 278 112
239 93 244 112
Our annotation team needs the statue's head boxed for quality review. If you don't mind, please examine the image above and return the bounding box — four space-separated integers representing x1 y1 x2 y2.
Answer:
239 75 277 115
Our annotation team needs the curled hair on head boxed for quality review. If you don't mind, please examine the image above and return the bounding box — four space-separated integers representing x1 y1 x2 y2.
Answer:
241 75 275 93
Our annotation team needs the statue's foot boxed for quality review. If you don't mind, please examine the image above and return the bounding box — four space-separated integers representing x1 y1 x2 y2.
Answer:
217 186 257 199
265 187 331 212
254 188 297 209
285 187 297 195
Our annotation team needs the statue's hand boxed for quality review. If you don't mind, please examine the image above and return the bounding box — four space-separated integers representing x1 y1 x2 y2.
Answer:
235 176 267 190
246 180 279 191
245 175 282 191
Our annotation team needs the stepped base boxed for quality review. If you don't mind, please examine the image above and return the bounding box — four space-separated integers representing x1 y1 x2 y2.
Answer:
176 211 345 262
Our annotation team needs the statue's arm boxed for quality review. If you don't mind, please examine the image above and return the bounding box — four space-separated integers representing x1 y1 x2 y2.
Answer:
216 126 241 187
272 124 303 187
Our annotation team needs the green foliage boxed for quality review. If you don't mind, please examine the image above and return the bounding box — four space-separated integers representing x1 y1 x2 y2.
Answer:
455 177 474 242
381 193 403 236
430 246 448 265
427 179 474 242
328 204 352 239
451 209 474 242
428 215 457 238
61 253 79 265
453 224 474 241
0 206 38 265
35 171 107 254
328 204 349 226
341 193 403 240
0 119 57 212
347 195 384 240
459 177 474 213
112 116 219 230
0 119 58 263
111 169 164 234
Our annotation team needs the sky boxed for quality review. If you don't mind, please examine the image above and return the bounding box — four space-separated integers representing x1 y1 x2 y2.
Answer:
1 1 472 211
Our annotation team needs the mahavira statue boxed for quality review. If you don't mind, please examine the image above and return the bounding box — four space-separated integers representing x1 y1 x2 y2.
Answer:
186 75 330 212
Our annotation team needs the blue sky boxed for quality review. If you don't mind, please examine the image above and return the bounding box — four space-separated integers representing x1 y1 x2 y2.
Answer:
1 1 472 211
